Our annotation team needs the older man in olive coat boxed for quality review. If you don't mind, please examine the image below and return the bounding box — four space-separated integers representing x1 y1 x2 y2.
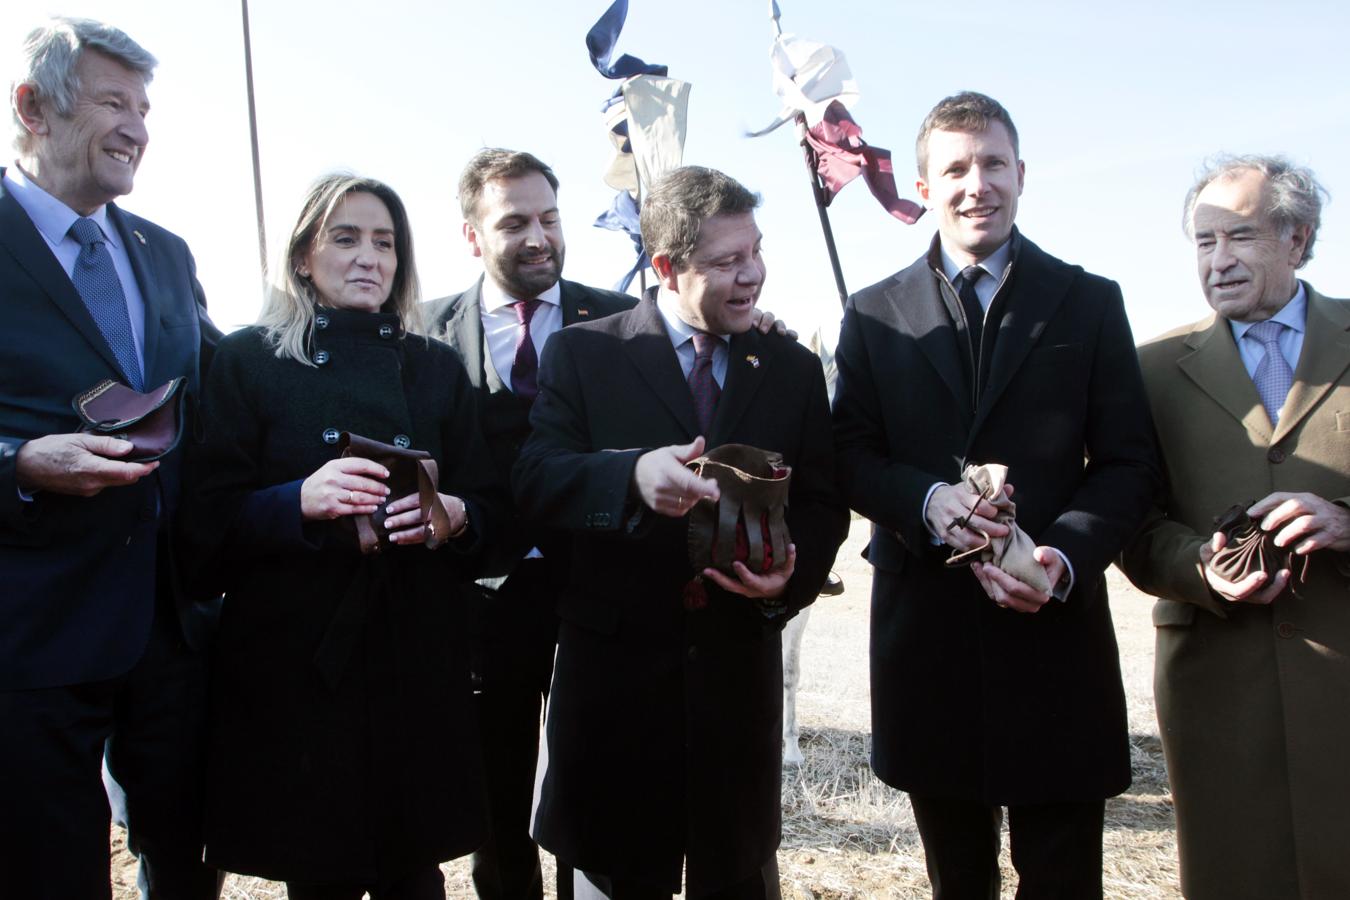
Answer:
1121 156 1350 900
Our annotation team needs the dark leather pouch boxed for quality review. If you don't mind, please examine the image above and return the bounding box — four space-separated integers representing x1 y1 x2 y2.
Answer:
72 377 186 462
686 443 791 575
337 432 452 554
1207 501 1307 586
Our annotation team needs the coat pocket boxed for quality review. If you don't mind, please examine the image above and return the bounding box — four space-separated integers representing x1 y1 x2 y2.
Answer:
1152 598 1196 628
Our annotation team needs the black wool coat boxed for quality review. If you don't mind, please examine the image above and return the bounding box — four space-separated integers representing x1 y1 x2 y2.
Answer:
513 296 849 894
832 233 1160 806
185 308 507 883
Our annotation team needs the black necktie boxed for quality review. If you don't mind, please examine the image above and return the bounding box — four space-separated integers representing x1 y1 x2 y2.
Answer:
688 332 721 435
955 265 986 362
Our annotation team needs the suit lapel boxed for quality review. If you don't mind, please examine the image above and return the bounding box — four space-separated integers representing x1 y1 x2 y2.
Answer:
889 262 972 424
970 238 1070 438
560 279 598 326
1177 314 1272 440
109 205 161 384
1274 285 1350 442
621 297 700 438
712 328 770 443
0 179 127 380
441 278 490 390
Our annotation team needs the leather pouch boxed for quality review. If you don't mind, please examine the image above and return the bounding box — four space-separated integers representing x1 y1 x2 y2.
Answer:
944 463 1053 595
72 377 186 462
1207 501 1307 586
337 432 453 554
686 443 792 576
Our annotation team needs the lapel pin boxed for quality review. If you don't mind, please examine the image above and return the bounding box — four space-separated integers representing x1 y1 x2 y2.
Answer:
577 308 590 317
132 230 147 245
746 354 760 368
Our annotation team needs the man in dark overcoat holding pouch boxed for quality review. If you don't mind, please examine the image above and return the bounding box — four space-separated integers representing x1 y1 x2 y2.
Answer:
514 166 848 900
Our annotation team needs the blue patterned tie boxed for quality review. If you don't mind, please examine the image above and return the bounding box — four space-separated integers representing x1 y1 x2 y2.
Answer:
1247 320 1293 425
68 217 142 390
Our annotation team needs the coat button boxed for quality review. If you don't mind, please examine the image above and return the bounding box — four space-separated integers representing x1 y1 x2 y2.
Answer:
378 324 394 339
1267 447 1286 464
393 434 411 449
322 428 340 445
687 646 698 662
1276 622 1296 639
316 314 329 330
314 350 330 365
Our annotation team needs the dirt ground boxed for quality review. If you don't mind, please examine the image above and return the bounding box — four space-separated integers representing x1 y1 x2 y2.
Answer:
113 517 1179 899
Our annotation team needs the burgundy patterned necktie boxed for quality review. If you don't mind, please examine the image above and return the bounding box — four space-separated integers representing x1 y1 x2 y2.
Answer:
511 298 543 400
688 332 721 435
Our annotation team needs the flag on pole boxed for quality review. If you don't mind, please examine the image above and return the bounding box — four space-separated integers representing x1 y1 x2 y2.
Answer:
750 0 923 224
805 101 924 224
585 0 691 290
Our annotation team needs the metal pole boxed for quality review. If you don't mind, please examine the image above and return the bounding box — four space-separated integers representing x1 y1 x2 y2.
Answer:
241 0 268 282
797 117 849 307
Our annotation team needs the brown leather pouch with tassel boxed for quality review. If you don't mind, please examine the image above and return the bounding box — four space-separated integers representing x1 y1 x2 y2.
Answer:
337 432 452 554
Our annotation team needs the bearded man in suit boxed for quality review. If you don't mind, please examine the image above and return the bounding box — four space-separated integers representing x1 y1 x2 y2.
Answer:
513 165 847 900
1120 156 1350 900
0 16 220 900
831 91 1159 899
424 149 634 900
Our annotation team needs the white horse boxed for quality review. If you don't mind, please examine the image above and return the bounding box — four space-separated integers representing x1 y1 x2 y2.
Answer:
781 605 811 766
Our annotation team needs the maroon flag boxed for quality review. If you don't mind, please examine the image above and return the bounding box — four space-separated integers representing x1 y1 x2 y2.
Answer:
805 101 923 224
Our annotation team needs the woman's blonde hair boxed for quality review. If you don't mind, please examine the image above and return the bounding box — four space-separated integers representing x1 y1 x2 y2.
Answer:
259 173 424 364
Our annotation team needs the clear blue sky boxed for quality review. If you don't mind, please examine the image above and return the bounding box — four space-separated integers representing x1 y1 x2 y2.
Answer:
6 0 1348 344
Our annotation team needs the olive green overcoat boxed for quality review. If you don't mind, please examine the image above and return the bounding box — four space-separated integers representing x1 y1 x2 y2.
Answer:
1121 285 1350 899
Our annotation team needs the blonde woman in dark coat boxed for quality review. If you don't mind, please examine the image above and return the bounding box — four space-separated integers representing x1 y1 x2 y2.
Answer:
188 174 504 899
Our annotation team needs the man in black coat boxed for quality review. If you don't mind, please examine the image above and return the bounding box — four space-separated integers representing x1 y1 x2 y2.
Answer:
514 166 848 900
831 92 1159 898
0 17 220 899
424 149 635 900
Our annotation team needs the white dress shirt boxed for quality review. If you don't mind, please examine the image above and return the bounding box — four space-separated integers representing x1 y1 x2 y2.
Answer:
479 276 562 391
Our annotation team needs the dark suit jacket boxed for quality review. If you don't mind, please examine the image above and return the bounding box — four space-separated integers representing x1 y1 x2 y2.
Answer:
0 169 217 690
513 295 849 892
425 276 635 576
424 277 634 687
832 231 1159 805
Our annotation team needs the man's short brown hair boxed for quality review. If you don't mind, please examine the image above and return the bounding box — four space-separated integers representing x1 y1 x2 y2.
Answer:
639 166 760 269
457 148 559 226
915 91 1020 177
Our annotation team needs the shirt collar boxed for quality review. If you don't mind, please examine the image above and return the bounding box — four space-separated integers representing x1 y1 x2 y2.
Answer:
4 163 120 250
938 236 1013 285
479 274 561 314
655 287 730 349
1229 281 1308 342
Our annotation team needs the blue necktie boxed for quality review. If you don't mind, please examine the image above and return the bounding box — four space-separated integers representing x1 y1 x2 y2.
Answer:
68 217 142 390
1247 319 1293 425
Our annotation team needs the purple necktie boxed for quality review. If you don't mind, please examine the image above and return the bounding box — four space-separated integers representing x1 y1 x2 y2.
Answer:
1248 320 1294 425
688 332 721 435
511 299 543 400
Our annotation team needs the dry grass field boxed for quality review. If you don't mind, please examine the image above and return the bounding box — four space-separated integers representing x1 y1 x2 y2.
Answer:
113 518 1180 899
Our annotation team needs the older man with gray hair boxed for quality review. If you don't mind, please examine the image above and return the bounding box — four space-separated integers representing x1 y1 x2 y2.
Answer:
1122 155 1350 899
1 17 220 899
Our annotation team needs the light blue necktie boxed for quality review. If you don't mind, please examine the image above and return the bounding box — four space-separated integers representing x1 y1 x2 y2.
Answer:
1247 319 1293 425
68 217 142 390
